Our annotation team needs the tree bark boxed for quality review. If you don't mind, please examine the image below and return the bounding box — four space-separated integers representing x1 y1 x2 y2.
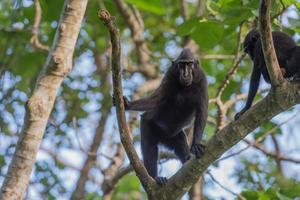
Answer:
0 1 88 199
98 10 155 193
188 176 204 200
259 0 284 85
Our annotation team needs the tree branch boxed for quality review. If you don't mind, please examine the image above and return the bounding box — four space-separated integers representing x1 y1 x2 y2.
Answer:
258 0 284 86
113 0 157 78
244 139 300 164
154 81 300 199
30 0 50 51
0 1 88 199
98 9 154 192
102 144 126 199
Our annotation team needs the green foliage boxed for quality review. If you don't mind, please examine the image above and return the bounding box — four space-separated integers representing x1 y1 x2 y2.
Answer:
1 0 300 199
85 192 102 200
112 173 145 199
241 184 300 200
125 0 166 15
0 155 5 167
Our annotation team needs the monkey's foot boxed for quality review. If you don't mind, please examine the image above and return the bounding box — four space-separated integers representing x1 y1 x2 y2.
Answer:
155 176 168 186
191 143 206 158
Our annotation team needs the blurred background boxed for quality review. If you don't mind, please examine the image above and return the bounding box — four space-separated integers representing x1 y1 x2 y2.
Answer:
0 0 300 199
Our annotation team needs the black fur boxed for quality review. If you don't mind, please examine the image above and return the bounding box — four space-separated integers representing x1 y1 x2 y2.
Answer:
118 48 208 185
235 30 300 120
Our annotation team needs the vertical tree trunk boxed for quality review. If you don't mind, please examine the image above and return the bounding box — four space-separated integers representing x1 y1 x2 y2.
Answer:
0 1 88 199
188 176 204 200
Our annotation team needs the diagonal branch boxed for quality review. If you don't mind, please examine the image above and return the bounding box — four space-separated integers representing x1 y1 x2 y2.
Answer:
0 1 89 199
258 0 284 86
102 144 126 199
98 9 154 192
154 81 300 199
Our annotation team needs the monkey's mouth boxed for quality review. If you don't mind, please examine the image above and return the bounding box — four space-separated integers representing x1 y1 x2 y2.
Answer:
180 76 193 86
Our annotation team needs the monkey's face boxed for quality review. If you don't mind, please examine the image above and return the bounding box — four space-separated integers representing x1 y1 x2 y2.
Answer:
177 61 194 86
244 30 260 59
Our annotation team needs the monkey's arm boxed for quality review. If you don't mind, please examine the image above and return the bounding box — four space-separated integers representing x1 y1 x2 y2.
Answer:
191 80 208 158
124 94 159 111
235 67 261 120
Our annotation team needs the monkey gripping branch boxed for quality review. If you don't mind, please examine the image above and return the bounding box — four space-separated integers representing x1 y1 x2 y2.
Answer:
98 2 300 199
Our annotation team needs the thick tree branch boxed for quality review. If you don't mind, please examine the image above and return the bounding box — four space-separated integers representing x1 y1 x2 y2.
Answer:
98 10 154 192
153 81 300 199
259 0 284 86
0 1 88 199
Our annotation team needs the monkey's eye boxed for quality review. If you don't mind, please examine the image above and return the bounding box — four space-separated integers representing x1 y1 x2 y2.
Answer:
187 62 194 69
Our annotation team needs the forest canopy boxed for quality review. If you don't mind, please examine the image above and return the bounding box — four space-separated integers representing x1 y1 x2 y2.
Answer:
0 0 300 199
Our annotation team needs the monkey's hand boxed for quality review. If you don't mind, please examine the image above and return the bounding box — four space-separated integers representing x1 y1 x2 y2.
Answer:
191 143 206 158
155 176 168 186
112 95 131 110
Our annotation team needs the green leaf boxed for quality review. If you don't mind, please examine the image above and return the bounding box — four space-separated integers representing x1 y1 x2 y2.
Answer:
114 173 140 192
191 21 224 49
257 191 270 200
281 0 296 6
276 192 293 200
112 173 143 199
125 0 165 15
85 192 102 200
177 18 200 36
223 8 253 25
0 155 5 166
241 190 258 200
279 184 300 198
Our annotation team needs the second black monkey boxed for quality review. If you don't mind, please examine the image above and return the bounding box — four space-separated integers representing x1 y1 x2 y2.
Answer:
118 48 208 185
235 30 300 120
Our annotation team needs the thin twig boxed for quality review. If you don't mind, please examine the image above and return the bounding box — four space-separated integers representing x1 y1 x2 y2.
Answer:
214 23 245 132
207 171 246 200
30 0 49 51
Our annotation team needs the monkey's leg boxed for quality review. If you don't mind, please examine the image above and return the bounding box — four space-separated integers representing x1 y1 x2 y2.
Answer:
162 131 191 164
140 116 168 186
141 120 158 177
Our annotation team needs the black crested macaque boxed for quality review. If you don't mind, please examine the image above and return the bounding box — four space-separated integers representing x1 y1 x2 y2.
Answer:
235 30 300 120
115 48 208 185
